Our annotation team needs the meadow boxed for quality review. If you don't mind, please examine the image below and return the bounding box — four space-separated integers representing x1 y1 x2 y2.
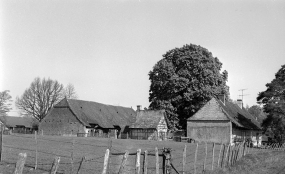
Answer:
0 134 274 174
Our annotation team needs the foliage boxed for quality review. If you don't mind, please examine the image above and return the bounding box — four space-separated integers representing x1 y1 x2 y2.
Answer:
257 64 285 143
62 83 78 99
149 44 229 129
248 105 267 124
16 77 63 121
0 90 12 116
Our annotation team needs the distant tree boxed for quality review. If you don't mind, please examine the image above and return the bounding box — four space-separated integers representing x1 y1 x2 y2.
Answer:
62 83 78 99
16 77 63 121
248 105 267 123
257 64 285 143
149 44 229 129
0 90 12 116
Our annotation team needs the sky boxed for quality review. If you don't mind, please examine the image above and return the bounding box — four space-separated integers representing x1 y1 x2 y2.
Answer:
1 0 285 116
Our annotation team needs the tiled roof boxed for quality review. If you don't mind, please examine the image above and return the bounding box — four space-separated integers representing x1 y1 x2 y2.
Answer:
54 98 136 128
131 110 166 128
0 116 37 128
216 98 261 130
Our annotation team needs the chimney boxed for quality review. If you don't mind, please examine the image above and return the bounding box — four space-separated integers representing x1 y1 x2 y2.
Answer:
237 99 243 109
136 105 141 112
218 94 225 105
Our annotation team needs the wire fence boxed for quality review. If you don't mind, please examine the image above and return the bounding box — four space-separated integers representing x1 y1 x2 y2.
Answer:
1 132 283 174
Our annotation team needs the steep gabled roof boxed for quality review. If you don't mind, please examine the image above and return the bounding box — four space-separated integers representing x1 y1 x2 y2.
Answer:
188 97 261 130
131 110 167 129
216 98 261 130
0 116 38 128
54 98 136 128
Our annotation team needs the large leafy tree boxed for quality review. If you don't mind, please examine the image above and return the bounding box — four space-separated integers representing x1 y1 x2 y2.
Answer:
16 77 64 121
257 64 285 142
247 105 267 124
0 90 12 116
149 44 229 129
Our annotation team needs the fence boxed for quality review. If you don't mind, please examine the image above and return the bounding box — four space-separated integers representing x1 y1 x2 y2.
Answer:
1 131 284 174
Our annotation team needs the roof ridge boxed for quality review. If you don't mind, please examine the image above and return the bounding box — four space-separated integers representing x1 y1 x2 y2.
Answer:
67 99 133 110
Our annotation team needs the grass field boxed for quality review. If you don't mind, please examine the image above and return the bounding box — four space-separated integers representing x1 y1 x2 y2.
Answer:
211 151 285 174
0 134 272 174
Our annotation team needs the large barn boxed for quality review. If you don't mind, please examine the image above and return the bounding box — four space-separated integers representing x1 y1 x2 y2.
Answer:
39 98 136 136
187 95 262 146
129 106 168 140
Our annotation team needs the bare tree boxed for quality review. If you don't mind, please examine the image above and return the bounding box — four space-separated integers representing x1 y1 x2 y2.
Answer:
62 83 78 99
16 77 63 121
0 90 12 116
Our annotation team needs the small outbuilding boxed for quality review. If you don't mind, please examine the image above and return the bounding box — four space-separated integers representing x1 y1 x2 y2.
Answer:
187 96 262 146
0 116 38 134
129 106 168 140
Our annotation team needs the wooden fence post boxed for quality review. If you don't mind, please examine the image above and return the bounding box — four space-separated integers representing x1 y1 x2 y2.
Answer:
13 153 27 174
227 145 232 166
232 144 237 165
108 139 112 174
136 149 141 174
236 144 241 162
71 139 75 174
143 150 148 174
163 148 172 174
194 143 198 174
76 157 85 174
211 143 215 170
182 144 187 174
203 142 207 172
35 131 38 170
223 144 230 169
50 156 60 174
102 149 110 174
155 147 159 174
232 145 236 165
118 151 129 174
217 144 223 168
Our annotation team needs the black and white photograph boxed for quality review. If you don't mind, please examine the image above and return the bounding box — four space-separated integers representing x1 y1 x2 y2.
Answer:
1 0 285 173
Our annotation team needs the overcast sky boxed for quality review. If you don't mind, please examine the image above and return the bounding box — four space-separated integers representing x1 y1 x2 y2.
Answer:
1 0 285 116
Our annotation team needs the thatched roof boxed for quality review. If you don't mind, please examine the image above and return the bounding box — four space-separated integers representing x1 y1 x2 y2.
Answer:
217 99 261 130
188 97 261 130
131 110 167 129
50 98 136 128
0 116 38 128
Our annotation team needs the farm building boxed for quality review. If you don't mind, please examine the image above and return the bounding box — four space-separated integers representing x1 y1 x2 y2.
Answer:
0 116 38 134
129 106 168 140
187 96 262 146
39 98 136 136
